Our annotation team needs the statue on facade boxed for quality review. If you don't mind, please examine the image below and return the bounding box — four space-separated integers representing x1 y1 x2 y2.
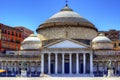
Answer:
107 59 114 77
21 60 26 70
108 60 112 70
20 60 27 77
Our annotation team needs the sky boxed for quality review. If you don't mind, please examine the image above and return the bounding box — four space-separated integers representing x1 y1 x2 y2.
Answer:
0 0 120 33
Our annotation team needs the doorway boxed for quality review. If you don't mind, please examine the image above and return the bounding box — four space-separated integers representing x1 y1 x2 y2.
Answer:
65 62 69 74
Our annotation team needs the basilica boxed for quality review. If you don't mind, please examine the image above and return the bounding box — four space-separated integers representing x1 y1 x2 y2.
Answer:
1 4 120 77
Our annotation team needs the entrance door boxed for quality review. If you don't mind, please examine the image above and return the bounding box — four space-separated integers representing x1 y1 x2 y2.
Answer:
51 63 55 74
65 63 69 74
80 63 83 73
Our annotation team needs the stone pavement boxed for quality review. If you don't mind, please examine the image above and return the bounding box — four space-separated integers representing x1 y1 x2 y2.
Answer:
0 77 120 80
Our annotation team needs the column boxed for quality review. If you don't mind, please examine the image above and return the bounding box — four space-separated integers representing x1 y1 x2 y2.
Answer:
97 61 99 75
11 61 14 75
83 53 86 74
62 54 65 74
69 53 72 74
117 61 119 75
117 61 119 74
29 61 31 77
55 53 58 74
35 61 38 74
115 61 117 75
48 54 51 74
17 61 20 76
90 53 93 74
6 61 8 77
1 61 3 69
41 53 44 74
76 53 79 74
103 61 105 75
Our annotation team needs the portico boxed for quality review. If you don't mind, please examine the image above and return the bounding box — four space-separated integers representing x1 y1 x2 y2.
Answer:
40 51 93 75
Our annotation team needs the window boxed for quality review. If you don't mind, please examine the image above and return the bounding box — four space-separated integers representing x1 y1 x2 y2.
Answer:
12 31 14 36
114 43 116 47
16 40 20 43
2 36 4 40
119 33 120 40
8 31 10 35
16 46 18 50
16 33 18 36
19 34 21 37
7 37 10 41
119 43 120 46
4 37 6 41
1 43 5 48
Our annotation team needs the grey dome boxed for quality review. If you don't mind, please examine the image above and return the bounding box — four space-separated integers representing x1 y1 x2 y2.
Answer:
21 34 42 50
92 33 113 50
37 5 97 30
92 33 111 43
46 6 90 23
36 5 98 40
22 34 41 44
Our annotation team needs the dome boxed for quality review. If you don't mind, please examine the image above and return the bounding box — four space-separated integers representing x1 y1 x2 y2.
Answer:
46 6 91 24
22 34 41 43
92 33 113 50
37 5 97 30
21 34 42 50
92 33 111 43
36 5 98 40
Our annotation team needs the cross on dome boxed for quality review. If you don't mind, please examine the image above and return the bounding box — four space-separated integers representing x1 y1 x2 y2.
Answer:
65 0 68 6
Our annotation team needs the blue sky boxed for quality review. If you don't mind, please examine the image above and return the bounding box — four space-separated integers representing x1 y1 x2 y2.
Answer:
0 0 120 33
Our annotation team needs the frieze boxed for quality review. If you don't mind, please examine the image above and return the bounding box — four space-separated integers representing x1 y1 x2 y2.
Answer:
42 49 92 54
94 50 116 55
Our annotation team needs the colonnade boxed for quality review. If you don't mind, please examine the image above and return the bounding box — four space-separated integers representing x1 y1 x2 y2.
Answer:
93 61 120 76
0 52 94 76
0 60 40 76
41 53 93 75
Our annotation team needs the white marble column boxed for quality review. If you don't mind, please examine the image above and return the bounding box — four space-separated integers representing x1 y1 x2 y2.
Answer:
48 53 51 74
90 53 93 74
11 61 14 75
114 61 117 75
62 53 65 74
102 61 105 74
35 61 38 74
69 53 72 74
76 53 79 74
55 53 58 74
1 61 3 69
17 61 20 76
41 53 44 74
83 53 86 74
116 61 118 75
6 61 8 76
29 61 32 77
97 61 99 74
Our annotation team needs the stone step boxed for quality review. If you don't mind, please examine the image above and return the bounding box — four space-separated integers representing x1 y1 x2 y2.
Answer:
49 74 94 77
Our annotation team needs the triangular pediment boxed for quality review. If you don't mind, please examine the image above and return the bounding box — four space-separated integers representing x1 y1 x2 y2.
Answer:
46 40 89 48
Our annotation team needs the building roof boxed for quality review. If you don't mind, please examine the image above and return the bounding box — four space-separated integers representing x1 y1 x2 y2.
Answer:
22 34 41 44
45 5 91 23
92 33 111 43
37 5 97 31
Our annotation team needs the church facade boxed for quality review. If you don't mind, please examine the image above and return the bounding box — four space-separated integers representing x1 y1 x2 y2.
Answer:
0 4 120 77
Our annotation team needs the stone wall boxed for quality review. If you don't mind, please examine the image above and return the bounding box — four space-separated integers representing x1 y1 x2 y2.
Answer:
21 42 42 50
38 26 98 40
92 43 113 50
